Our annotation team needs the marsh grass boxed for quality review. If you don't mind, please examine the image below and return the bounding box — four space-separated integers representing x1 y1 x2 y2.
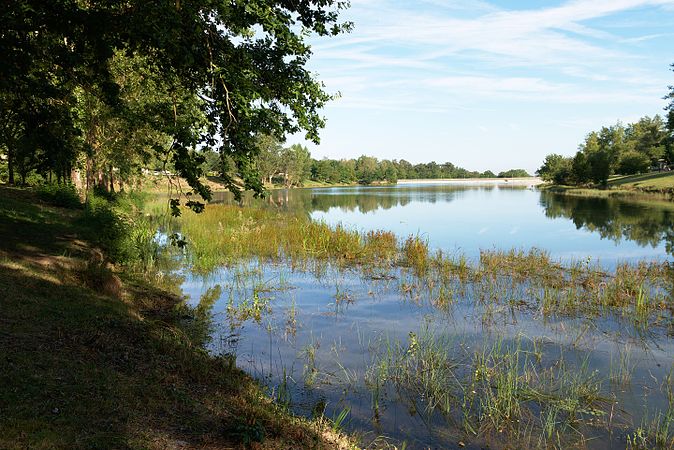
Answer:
356 329 615 449
171 203 673 328
167 202 674 448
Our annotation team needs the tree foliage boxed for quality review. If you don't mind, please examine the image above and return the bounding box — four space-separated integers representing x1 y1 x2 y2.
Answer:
0 0 351 207
538 115 671 186
497 169 531 178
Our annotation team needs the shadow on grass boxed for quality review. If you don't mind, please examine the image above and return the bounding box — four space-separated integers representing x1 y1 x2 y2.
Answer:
610 171 674 187
0 185 341 450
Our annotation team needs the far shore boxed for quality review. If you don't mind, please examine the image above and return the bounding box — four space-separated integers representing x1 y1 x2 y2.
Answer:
398 177 544 186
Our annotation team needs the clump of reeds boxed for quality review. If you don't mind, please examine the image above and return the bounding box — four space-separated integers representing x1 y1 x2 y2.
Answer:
360 331 612 449
401 235 430 276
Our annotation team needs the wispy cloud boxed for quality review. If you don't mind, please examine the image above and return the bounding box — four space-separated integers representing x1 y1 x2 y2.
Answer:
312 0 674 88
299 0 674 171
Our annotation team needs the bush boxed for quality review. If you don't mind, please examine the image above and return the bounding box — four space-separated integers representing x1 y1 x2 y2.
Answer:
83 193 160 268
618 152 650 175
37 183 82 208
84 194 128 261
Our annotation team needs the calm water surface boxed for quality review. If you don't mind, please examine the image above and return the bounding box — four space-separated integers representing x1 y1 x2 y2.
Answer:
189 183 674 449
212 183 674 265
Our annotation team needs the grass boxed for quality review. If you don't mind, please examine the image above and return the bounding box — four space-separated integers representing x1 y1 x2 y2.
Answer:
0 186 357 450
168 202 673 327
609 171 674 190
542 171 674 198
161 199 674 449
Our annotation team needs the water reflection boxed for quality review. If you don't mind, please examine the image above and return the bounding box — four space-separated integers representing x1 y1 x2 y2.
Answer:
540 192 674 256
210 184 674 264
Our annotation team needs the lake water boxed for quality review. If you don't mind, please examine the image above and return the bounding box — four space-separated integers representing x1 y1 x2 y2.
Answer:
212 183 674 266
188 183 674 449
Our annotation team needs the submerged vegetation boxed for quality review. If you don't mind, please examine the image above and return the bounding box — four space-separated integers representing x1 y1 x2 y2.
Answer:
157 197 674 448
169 202 672 323
0 186 359 449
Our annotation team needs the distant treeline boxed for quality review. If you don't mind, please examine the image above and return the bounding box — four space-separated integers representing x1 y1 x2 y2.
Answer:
200 134 530 187
538 115 673 186
309 159 530 184
537 66 674 186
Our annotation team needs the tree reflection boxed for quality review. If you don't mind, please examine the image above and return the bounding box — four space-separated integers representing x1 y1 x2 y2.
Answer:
540 192 674 256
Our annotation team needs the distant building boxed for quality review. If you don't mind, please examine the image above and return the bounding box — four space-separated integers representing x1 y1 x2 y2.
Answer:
654 159 670 172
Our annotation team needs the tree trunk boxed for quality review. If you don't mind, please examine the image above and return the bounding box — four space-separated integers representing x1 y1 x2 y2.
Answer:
97 170 104 191
7 146 14 185
85 157 93 193
109 166 115 193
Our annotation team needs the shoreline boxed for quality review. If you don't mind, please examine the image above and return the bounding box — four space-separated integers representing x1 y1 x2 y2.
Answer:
398 177 544 186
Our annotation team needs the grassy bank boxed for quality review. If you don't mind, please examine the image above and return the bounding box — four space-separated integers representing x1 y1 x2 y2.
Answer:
0 186 356 450
542 171 674 199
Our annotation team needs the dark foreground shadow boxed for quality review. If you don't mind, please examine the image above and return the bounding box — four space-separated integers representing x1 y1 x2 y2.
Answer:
0 186 338 450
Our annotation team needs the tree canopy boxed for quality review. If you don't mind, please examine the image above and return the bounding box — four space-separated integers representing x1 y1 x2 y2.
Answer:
537 113 672 186
0 0 351 207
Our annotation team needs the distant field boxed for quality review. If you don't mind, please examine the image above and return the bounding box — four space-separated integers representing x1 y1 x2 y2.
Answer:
608 171 674 190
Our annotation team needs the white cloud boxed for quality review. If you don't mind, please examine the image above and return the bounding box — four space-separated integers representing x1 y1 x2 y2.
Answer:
299 0 674 171
307 0 674 111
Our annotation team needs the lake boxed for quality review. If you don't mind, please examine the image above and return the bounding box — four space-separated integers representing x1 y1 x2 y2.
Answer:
212 183 674 266
181 183 674 449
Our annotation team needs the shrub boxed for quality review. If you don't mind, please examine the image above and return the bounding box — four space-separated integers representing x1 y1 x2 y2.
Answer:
83 193 160 268
37 183 82 208
618 152 650 175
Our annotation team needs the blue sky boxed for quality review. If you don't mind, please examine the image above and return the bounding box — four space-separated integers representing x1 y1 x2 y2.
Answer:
291 0 674 174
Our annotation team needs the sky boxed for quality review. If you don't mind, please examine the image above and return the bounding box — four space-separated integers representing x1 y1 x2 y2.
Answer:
289 0 674 174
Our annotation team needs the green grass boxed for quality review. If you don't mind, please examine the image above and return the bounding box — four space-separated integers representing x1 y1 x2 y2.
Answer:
0 186 356 450
170 202 673 325
609 171 674 190
542 171 674 199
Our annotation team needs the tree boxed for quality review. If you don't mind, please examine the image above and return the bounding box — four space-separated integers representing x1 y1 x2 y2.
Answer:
571 151 592 184
379 160 398 183
618 151 650 175
625 116 667 166
255 135 282 185
1 1 350 206
281 144 311 187
355 155 379 184
665 64 674 165
337 159 357 183
498 169 530 178
597 123 627 173
537 154 573 184
201 149 223 176
586 149 611 185
578 131 612 185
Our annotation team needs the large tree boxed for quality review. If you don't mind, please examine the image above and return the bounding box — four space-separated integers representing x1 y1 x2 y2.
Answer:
1 1 350 206
665 64 674 164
